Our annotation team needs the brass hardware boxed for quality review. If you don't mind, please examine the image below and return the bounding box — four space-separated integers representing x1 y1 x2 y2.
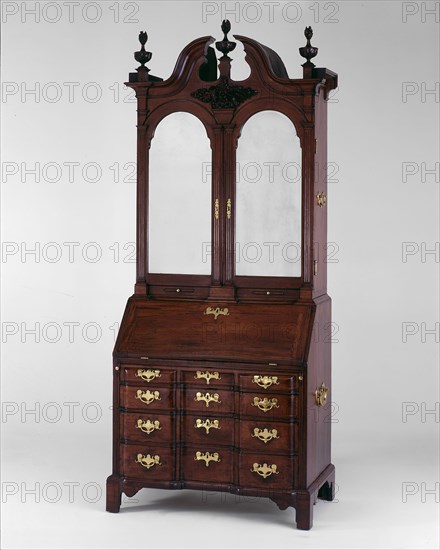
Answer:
135 389 161 405
266 291 270 295
298 375 303 381
252 427 280 444
214 198 219 220
136 419 162 435
226 198 232 220
194 392 222 407
135 369 161 382
251 462 279 479
115 366 119 371
140 356 149 360
194 418 221 434
251 397 279 413
194 451 221 467
268 362 277 366
316 191 327 207
252 375 279 390
204 306 229 320
194 370 221 384
313 260 318 276
176 288 181 293
135 453 161 469
315 383 329 407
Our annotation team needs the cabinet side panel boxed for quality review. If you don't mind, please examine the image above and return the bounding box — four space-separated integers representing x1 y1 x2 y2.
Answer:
306 296 332 487
313 89 328 298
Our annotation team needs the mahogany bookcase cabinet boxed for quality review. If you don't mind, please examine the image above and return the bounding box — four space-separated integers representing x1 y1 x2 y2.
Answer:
106 22 338 530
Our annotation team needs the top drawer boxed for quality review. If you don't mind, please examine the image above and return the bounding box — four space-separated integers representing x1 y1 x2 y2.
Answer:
121 366 176 385
240 374 298 393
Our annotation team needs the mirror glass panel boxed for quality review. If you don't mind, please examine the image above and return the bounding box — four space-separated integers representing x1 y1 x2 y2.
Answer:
149 112 211 275
235 110 301 277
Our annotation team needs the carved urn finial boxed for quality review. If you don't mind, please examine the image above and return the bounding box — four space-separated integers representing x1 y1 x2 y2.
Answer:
299 26 318 64
134 31 152 79
215 19 236 57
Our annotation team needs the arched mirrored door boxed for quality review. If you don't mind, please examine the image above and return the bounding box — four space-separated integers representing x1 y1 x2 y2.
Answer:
235 110 302 277
148 112 212 275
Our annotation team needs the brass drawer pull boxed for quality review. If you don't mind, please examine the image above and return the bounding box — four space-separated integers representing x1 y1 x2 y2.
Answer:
252 427 279 444
135 369 161 382
194 418 220 434
251 397 279 413
204 307 229 320
251 462 279 479
194 451 220 467
252 375 279 389
194 392 221 408
315 382 329 406
135 453 161 469
136 419 162 435
135 389 161 405
194 370 221 384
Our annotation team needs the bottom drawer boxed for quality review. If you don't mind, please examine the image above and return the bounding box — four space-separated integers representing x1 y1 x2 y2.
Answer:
120 444 175 481
182 447 233 484
238 452 297 490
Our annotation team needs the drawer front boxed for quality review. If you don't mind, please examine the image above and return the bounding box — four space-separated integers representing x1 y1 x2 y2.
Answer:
121 366 175 385
120 385 174 411
120 444 174 481
120 412 174 443
239 420 297 453
183 388 233 413
240 392 296 419
239 374 297 393
181 447 233 484
182 369 233 388
239 453 297 490
183 415 234 447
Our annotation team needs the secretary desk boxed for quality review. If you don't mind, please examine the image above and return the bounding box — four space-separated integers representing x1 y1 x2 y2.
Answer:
106 21 338 530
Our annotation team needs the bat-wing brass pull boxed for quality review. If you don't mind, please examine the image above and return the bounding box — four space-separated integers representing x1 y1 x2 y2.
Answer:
194 371 221 384
252 375 279 389
136 419 162 435
194 392 222 408
135 369 161 382
135 453 161 469
251 427 279 444
194 418 221 434
251 397 279 413
135 389 161 405
251 462 279 478
194 451 220 467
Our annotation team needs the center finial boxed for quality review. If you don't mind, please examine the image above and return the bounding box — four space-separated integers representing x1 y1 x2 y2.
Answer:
215 19 236 57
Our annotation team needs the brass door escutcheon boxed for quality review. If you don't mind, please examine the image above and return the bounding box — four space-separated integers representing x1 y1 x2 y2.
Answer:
251 397 279 413
136 419 161 435
194 418 221 434
135 369 161 382
251 427 279 444
252 375 279 389
135 453 161 469
135 389 161 405
250 462 279 479
194 392 222 408
194 451 221 467
204 307 229 320
314 383 329 406
194 370 221 384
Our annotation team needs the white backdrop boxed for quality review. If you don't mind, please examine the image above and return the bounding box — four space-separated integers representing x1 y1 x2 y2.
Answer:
1 1 439 549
